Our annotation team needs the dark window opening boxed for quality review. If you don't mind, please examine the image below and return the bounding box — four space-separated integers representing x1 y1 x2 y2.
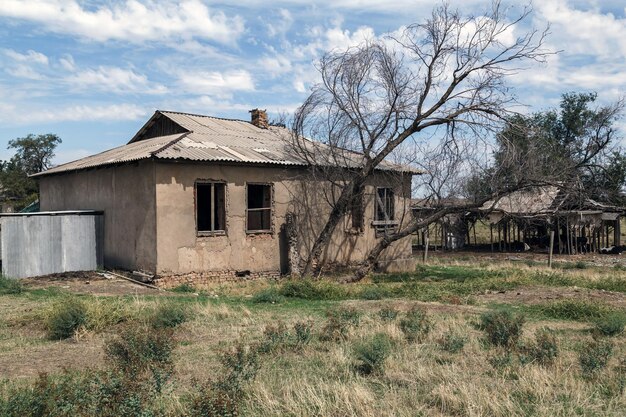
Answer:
196 182 226 234
375 187 395 222
350 185 365 230
247 184 272 232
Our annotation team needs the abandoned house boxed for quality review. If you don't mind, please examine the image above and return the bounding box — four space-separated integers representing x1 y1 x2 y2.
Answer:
33 110 417 285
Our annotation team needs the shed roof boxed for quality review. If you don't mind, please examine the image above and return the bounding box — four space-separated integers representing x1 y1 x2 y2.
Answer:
482 186 564 216
34 110 420 177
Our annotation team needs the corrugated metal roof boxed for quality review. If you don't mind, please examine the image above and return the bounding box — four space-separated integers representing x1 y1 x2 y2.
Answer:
35 133 184 176
481 186 563 215
34 110 421 176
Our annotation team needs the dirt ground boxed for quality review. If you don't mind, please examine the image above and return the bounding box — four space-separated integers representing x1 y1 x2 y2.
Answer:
424 248 626 267
21 271 167 296
476 285 626 309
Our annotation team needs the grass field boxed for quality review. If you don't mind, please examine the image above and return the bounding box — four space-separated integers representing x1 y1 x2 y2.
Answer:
0 256 624 416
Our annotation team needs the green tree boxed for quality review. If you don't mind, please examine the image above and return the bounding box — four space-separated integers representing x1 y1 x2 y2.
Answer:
8 133 61 175
0 133 61 210
472 92 624 204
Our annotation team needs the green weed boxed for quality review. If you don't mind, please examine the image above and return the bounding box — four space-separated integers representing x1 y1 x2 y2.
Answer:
353 333 394 375
480 310 525 348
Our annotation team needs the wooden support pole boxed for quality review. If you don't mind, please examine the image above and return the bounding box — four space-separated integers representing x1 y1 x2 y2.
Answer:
557 218 562 254
548 230 555 268
490 224 494 253
566 217 571 255
423 234 429 263
473 221 477 246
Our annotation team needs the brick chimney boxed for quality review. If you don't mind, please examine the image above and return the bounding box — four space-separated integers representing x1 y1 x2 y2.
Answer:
249 108 269 129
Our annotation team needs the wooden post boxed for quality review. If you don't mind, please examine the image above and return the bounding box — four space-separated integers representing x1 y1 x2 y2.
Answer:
548 230 555 268
615 218 621 247
473 221 477 246
566 217 571 255
557 218 562 254
423 235 429 263
498 223 502 251
490 223 494 253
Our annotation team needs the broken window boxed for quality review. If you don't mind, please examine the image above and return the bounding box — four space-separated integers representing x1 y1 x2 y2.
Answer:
374 187 396 236
196 182 226 234
247 183 272 232
350 185 365 231
375 187 395 222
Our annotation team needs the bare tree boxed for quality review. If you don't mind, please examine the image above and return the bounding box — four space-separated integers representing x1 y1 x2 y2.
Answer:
291 1 551 277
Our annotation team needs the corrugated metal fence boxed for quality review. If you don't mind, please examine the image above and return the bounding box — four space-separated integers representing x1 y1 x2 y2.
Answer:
0 211 103 279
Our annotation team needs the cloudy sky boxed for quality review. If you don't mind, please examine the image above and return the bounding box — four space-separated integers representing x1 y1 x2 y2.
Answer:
0 0 624 165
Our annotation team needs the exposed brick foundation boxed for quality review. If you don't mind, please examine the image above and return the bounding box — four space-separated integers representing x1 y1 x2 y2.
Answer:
153 270 281 289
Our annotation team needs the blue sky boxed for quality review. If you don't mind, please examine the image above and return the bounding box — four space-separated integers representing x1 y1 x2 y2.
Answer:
0 0 624 165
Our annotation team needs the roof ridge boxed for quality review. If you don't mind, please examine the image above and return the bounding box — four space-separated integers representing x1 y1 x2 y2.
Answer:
150 132 189 157
158 109 253 124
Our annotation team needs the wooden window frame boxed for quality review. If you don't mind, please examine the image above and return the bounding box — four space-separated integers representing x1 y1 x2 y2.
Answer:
245 182 273 234
195 180 227 237
373 187 398 235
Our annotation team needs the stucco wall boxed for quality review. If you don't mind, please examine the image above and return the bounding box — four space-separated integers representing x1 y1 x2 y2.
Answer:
38 161 157 271
154 162 412 275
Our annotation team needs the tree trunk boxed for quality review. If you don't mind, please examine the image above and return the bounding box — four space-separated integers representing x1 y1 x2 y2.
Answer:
301 176 366 276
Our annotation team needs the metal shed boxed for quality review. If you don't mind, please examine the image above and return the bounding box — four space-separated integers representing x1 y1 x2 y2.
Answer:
0 210 103 279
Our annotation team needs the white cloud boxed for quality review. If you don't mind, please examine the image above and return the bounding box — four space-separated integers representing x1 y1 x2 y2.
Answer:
4 49 49 65
266 8 293 38
59 54 76 71
0 103 148 124
258 54 292 77
3 49 49 79
0 0 245 45
536 0 626 59
176 69 255 96
67 66 167 94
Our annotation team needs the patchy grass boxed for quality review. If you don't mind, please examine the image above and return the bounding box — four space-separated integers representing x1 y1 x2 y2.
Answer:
0 259 625 416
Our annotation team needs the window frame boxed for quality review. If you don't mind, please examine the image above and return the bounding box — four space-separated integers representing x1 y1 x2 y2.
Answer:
245 182 274 234
195 180 227 237
349 184 365 233
373 187 398 235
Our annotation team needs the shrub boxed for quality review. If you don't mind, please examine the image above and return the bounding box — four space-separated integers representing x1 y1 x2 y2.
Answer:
188 343 260 417
171 283 197 293
594 312 626 337
438 329 467 353
579 339 613 377
279 279 346 300
488 352 513 370
537 300 614 322
320 307 361 342
252 287 284 304
399 306 432 342
480 310 524 348
187 386 239 417
105 325 175 392
378 307 399 322
217 342 261 397
519 329 559 366
327 306 361 326
47 298 87 340
84 298 130 332
293 321 313 346
358 286 385 300
0 276 23 295
150 303 189 329
353 333 394 375
258 321 290 353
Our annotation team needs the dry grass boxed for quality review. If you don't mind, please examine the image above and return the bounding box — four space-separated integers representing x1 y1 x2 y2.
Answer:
0 260 625 415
